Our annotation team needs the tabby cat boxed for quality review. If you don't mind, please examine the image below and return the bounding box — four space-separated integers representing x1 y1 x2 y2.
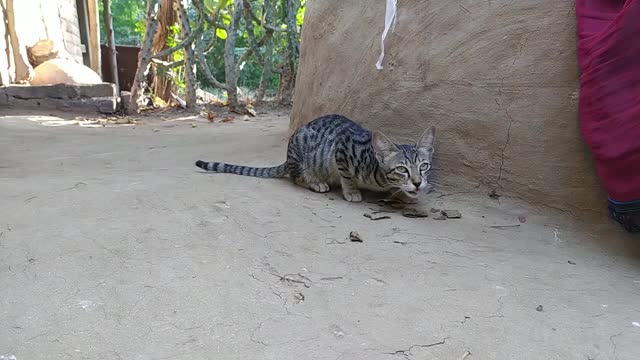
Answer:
195 114 436 202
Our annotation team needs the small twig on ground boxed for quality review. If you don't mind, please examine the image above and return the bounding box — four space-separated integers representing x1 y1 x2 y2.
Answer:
488 224 521 229
171 92 186 108
384 339 447 356
272 273 311 288
393 240 412 245
458 351 471 360
58 182 87 192
326 238 346 245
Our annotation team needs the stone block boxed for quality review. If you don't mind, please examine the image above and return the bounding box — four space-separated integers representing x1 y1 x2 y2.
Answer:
1 83 116 100
1 91 117 113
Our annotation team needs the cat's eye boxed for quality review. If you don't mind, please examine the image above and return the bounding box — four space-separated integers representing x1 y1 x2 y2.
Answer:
395 166 409 173
420 163 431 171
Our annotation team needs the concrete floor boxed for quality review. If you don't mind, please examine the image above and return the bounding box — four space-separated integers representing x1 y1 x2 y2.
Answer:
1 109 639 360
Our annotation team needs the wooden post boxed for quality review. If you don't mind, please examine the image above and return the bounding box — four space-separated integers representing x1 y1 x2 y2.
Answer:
102 0 119 90
87 0 102 75
5 0 33 83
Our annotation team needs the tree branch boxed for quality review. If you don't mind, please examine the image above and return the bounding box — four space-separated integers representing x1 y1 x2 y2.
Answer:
241 0 265 65
151 58 184 68
236 35 269 68
195 36 225 90
129 0 161 113
191 0 228 90
204 33 217 53
152 12 204 59
242 0 282 33
244 0 262 23
264 23 285 33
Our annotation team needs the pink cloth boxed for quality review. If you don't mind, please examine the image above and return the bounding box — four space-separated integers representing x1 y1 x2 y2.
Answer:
576 0 640 201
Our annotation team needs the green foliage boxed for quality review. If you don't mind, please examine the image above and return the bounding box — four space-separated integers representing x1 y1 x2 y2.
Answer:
99 0 146 46
167 24 186 90
203 0 216 12
104 0 304 95
296 3 305 26
166 24 181 48
215 28 228 40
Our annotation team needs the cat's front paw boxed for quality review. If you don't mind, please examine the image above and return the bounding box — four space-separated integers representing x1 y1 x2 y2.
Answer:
343 190 363 202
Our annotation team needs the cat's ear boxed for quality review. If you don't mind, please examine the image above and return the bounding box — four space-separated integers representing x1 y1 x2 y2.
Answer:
372 130 399 158
416 126 435 158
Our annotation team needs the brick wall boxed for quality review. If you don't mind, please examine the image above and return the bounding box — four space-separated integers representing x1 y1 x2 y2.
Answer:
58 0 85 63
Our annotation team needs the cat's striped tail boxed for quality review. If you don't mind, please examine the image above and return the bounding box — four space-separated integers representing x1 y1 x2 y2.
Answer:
195 160 288 178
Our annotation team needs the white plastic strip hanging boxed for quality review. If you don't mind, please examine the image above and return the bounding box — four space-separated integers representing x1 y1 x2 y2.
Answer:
375 0 398 70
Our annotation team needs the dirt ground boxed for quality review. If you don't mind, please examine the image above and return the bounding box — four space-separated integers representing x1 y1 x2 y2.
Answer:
1 107 639 360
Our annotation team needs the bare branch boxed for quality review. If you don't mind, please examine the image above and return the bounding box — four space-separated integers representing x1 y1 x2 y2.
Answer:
192 0 226 31
236 50 253 68
264 23 285 33
195 36 225 90
152 13 204 59
242 0 283 33
191 0 227 90
129 0 162 113
243 0 262 23
236 34 268 68
151 58 184 68
203 33 218 54
241 0 265 65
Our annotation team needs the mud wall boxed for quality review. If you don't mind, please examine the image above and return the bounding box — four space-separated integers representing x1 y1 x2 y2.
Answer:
290 0 604 216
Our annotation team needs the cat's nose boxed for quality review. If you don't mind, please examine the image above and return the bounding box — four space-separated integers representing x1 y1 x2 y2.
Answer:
412 181 421 189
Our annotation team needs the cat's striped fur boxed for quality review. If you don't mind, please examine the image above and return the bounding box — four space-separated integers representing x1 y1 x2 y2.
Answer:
195 114 435 202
